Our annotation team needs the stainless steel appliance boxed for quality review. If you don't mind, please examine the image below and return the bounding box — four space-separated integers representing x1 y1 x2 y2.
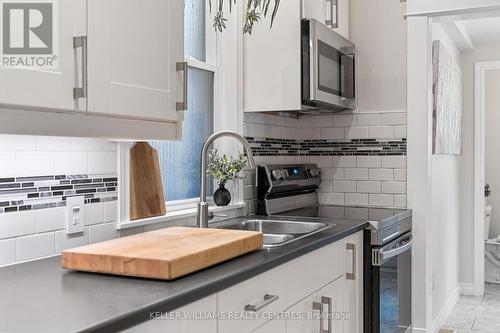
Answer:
257 163 412 333
301 19 357 113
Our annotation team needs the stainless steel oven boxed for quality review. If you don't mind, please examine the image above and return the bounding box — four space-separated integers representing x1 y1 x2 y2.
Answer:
301 19 357 112
364 217 412 333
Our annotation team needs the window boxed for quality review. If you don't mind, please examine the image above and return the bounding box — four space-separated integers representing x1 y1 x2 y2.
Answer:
149 0 216 204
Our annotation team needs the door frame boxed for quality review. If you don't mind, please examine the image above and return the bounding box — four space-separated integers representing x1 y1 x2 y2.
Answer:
473 60 500 296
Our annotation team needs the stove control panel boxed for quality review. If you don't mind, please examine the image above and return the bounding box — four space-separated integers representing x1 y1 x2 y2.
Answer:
257 164 321 196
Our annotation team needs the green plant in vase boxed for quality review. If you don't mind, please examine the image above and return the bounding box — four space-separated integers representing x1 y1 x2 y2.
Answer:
207 149 247 206
209 0 281 34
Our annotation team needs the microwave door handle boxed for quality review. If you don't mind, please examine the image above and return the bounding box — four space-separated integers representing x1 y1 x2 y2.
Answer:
379 239 413 261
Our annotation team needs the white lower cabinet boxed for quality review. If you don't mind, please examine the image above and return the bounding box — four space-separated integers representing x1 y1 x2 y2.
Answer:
251 318 287 333
122 295 217 333
343 231 364 333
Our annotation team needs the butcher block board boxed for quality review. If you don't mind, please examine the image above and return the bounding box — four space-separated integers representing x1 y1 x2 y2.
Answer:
61 227 263 280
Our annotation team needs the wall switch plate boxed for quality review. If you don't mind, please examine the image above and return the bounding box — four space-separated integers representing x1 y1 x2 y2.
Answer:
66 196 85 235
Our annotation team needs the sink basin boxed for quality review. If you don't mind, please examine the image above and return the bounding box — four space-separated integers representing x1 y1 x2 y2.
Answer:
218 219 333 248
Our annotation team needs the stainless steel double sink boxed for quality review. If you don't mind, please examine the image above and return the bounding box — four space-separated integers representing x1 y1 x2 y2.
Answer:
218 219 333 248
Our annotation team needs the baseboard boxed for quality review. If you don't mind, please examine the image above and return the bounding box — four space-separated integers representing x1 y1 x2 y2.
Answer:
459 283 474 295
431 285 460 333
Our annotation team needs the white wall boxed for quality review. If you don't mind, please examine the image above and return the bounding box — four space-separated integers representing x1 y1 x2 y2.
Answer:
407 0 500 16
430 24 462 328
460 42 500 285
349 0 407 112
485 70 500 239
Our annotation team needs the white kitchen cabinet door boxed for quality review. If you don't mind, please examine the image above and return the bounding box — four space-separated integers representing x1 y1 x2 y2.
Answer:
243 0 302 112
302 0 349 39
343 231 363 333
317 277 345 333
286 293 319 333
87 0 184 122
251 319 286 333
333 0 349 39
0 0 86 111
122 295 217 333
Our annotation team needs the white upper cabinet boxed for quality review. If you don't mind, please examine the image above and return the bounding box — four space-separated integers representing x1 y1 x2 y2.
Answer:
0 0 86 111
243 0 302 112
87 0 185 123
302 0 350 38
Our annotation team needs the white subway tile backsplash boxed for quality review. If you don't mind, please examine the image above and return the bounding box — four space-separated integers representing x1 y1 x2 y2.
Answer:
85 202 104 226
309 156 333 168
54 152 88 174
368 126 394 139
381 156 407 168
394 195 407 207
369 194 394 207
357 181 381 193
71 138 103 152
394 125 407 138
36 136 71 151
382 181 407 194
394 169 407 181
345 126 369 139
332 181 356 193
345 168 369 180
345 193 368 206
89 222 117 243
332 114 356 127
0 152 15 176
381 112 407 125
88 152 117 174
0 211 36 239
55 228 89 254
320 193 345 205
318 180 333 193
356 156 381 168
321 168 344 180
17 232 55 262
36 207 65 233
332 156 357 168
369 169 394 181
356 113 381 126
0 239 16 266
104 201 118 223
320 127 344 140
103 141 118 152
16 152 54 176
0 135 36 151
309 116 333 128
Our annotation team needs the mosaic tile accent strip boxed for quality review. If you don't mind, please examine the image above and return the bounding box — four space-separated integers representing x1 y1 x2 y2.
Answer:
0 174 118 214
246 137 407 156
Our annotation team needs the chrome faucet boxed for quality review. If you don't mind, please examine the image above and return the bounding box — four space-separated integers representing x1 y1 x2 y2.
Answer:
197 130 256 228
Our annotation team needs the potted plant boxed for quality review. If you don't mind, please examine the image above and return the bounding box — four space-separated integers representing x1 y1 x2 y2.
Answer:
207 149 247 206
209 0 281 34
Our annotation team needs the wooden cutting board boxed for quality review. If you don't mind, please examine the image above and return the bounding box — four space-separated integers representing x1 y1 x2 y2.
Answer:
130 142 166 220
61 227 263 280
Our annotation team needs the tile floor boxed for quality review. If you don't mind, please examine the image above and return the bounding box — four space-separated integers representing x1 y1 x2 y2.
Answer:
443 283 500 332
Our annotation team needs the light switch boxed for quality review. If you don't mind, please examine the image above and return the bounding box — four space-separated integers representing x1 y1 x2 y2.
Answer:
66 196 85 234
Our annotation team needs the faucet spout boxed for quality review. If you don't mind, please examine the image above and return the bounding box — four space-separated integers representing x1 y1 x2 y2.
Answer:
197 131 256 228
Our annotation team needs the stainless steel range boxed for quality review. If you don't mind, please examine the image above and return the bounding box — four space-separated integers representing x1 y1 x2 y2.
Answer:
257 163 412 333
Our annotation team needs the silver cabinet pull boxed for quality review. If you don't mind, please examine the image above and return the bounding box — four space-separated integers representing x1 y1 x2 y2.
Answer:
346 243 356 280
321 296 333 333
325 0 338 29
73 36 87 99
244 294 279 312
176 62 188 111
312 301 328 333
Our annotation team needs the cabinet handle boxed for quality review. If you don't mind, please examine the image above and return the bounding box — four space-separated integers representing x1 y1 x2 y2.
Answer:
244 294 279 312
321 296 333 333
176 62 188 111
312 301 328 333
325 0 338 29
73 36 87 99
346 243 356 280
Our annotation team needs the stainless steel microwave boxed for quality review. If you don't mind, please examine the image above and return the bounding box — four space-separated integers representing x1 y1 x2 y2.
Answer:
301 19 357 113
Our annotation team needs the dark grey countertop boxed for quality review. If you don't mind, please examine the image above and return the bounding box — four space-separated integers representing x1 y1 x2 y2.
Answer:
0 215 370 333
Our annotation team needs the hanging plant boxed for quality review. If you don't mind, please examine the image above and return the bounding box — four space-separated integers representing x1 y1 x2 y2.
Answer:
209 0 281 34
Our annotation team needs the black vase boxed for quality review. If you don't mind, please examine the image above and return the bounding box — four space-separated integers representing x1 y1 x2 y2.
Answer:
214 183 231 206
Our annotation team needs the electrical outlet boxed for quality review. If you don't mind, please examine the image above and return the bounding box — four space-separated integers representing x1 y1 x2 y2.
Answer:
66 196 85 235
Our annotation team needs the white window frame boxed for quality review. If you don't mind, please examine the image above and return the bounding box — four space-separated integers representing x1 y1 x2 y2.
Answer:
117 1 244 227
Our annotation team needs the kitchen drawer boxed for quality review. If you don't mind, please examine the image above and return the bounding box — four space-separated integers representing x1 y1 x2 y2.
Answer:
218 264 288 333
286 240 344 305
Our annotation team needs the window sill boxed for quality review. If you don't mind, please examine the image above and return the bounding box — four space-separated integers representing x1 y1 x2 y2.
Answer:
117 203 247 230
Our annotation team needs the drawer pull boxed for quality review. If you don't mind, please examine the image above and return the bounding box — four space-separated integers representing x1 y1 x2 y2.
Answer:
244 294 279 312
312 301 328 333
346 243 356 280
322 296 333 333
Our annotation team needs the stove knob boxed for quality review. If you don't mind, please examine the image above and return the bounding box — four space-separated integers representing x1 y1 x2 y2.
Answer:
308 167 320 178
281 169 290 179
271 169 283 180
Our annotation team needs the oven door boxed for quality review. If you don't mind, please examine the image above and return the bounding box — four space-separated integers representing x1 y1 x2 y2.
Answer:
305 19 356 110
365 232 412 333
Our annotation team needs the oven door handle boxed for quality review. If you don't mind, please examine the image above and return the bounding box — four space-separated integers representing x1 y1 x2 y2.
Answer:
379 237 413 261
